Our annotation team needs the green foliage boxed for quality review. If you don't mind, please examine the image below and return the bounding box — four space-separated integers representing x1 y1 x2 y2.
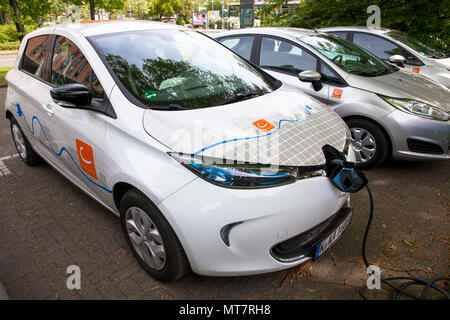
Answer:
0 41 20 51
261 0 450 51
0 66 14 85
148 0 181 19
176 16 186 25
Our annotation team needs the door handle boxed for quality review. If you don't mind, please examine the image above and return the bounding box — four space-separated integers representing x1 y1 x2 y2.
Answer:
42 104 54 116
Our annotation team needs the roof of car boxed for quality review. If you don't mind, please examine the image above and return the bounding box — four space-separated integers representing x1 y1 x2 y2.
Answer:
211 27 318 39
28 20 183 38
318 26 392 35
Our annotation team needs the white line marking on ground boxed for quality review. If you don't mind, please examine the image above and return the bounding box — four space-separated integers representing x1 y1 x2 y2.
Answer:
0 153 19 176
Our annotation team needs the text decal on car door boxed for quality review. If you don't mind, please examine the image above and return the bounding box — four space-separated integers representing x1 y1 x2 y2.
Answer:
332 88 343 99
76 139 98 180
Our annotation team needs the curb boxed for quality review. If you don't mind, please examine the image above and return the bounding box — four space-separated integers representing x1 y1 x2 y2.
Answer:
0 282 9 300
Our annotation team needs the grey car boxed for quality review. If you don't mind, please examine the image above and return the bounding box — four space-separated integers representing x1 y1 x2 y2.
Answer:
212 28 450 168
319 26 450 88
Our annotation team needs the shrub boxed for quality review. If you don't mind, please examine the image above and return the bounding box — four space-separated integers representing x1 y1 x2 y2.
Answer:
0 41 20 51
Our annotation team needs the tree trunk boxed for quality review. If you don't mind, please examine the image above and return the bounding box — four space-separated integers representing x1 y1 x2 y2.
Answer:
90 0 95 20
8 0 25 41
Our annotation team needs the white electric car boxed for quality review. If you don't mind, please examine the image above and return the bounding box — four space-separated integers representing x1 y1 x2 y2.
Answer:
5 21 356 281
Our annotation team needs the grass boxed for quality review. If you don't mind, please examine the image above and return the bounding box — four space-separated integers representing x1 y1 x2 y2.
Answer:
0 66 13 86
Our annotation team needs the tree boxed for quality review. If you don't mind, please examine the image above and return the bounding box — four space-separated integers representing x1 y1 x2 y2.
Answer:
8 0 26 41
261 0 449 51
149 0 182 20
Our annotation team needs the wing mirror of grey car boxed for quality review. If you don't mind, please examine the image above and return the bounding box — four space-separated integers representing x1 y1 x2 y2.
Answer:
298 70 323 91
50 83 92 107
388 54 406 67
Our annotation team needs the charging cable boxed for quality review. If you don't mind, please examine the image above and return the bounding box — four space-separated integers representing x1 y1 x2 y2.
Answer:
359 185 449 300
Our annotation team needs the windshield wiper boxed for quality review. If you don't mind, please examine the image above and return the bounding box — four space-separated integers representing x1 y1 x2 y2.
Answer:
149 104 187 111
219 92 262 106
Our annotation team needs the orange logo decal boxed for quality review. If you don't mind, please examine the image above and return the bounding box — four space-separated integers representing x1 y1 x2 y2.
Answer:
332 88 343 99
76 139 97 180
253 119 275 132
412 67 420 74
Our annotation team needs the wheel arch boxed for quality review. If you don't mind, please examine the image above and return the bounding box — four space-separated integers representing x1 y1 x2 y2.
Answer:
6 109 13 120
112 182 137 213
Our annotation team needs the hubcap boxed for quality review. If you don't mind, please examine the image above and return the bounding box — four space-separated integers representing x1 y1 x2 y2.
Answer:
350 127 376 163
125 207 166 270
12 124 27 159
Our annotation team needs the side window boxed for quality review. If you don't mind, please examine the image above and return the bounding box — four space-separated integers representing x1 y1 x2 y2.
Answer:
320 63 341 84
353 33 402 60
220 36 254 60
21 35 49 78
329 32 348 40
260 37 317 75
51 36 104 99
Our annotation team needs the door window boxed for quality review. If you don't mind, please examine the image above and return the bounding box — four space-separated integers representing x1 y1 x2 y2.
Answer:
353 32 402 60
51 36 104 99
21 35 49 78
260 37 317 75
220 36 254 60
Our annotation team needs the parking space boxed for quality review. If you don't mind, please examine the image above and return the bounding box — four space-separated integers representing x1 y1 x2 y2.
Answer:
0 86 448 299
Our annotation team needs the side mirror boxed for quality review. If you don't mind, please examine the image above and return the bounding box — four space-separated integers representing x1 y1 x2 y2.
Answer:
298 70 323 91
50 83 92 107
388 54 406 67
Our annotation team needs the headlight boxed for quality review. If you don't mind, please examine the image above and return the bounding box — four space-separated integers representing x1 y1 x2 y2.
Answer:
169 153 325 188
380 96 449 121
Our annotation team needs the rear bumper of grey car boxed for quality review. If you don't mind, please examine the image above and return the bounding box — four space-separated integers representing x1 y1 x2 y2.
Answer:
382 109 450 161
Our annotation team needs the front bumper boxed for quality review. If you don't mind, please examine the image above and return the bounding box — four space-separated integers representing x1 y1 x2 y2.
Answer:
382 109 450 160
158 175 350 276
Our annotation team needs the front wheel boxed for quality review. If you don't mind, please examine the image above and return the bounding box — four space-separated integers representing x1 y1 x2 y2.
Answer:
120 189 190 281
346 118 389 169
10 117 41 166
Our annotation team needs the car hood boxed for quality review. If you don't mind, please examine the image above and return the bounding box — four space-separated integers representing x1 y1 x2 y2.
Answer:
347 70 450 111
142 84 348 166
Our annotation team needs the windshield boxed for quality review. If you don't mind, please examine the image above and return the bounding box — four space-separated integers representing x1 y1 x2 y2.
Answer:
300 34 393 77
387 31 448 59
90 29 279 110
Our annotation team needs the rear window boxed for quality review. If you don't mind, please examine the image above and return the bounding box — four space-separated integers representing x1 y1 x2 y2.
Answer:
21 35 49 78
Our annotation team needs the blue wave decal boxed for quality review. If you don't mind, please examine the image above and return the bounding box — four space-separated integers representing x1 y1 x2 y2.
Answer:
15 103 112 194
193 114 300 155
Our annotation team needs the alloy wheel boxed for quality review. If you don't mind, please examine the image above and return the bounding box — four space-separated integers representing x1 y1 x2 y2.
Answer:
125 206 166 270
350 127 376 163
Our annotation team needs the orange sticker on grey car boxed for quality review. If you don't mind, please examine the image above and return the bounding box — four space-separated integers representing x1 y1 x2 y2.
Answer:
412 67 421 73
76 139 98 180
332 88 343 99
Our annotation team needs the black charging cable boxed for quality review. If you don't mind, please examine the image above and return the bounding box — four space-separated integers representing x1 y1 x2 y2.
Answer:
359 184 449 300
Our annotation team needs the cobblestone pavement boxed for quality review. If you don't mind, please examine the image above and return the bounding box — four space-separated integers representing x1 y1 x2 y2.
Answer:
0 87 448 299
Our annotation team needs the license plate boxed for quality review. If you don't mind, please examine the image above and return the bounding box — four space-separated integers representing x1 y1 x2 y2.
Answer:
314 212 352 260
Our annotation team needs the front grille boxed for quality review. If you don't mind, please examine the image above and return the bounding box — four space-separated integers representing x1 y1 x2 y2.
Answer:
270 207 352 262
407 138 443 155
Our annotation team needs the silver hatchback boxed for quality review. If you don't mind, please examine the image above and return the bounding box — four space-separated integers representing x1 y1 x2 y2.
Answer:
212 28 450 168
319 26 450 88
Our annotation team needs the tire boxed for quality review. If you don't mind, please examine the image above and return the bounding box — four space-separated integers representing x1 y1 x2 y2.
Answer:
346 118 389 170
120 189 190 281
10 117 41 166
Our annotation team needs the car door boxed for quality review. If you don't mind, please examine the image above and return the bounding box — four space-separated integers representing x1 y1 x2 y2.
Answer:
14 34 56 159
41 35 110 197
256 35 330 105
